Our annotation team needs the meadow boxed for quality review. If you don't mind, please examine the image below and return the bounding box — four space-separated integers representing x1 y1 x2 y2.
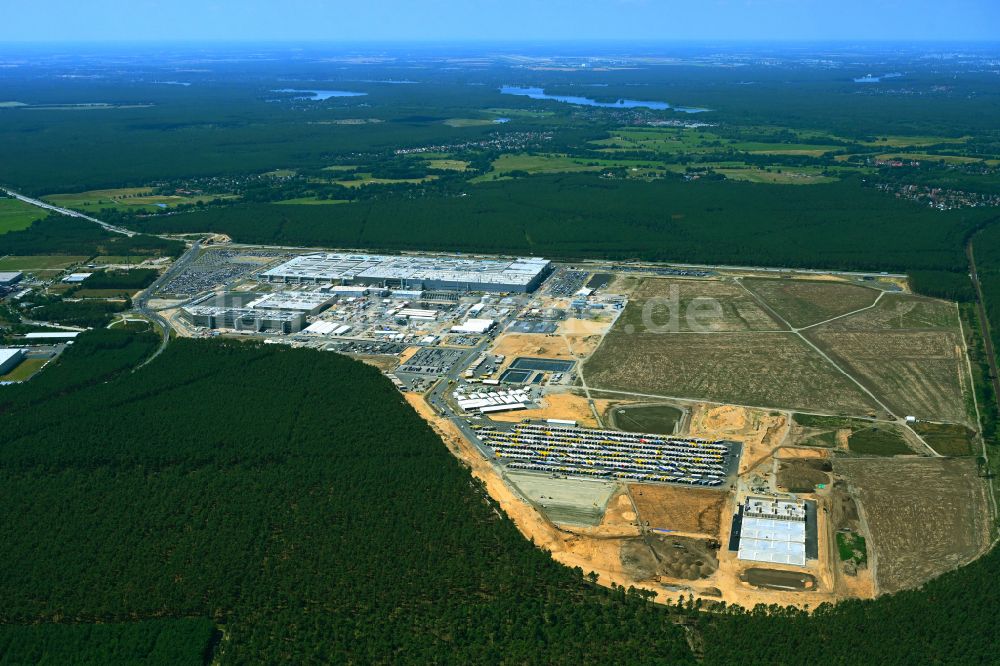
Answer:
0 198 48 234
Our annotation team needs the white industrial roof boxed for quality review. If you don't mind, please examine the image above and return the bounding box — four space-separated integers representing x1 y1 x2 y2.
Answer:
300 321 339 335
737 517 807 567
262 252 549 286
451 318 495 334
24 331 81 339
0 348 24 364
0 271 22 282
245 291 332 311
63 273 93 283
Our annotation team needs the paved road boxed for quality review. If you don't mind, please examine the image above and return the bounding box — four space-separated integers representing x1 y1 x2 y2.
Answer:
134 241 202 366
1 186 136 237
421 311 525 456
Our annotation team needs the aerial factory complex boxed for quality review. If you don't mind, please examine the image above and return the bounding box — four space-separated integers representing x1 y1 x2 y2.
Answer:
86 238 984 611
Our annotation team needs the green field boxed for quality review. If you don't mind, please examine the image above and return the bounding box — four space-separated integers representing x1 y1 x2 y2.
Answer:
913 422 977 457
848 426 913 455
43 188 234 213
0 357 47 383
472 152 675 183
0 198 48 234
0 255 89 270
425 158 470 171
716 167 839 185
837 531 869 566
91 255 147 265
332 173 439 188
443 118 497 127
610 404 683 435
274 197 349 205
591 127 844 157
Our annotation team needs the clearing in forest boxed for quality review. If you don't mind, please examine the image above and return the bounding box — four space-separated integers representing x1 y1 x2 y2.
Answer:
837 458 990 594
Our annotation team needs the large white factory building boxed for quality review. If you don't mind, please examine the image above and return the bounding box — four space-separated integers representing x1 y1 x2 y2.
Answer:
260 253 551 293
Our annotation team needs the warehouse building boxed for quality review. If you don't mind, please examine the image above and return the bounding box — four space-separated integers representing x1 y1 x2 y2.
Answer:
0 347 26 375
735 496 811 567
261 252 552 293
179 291 332 334
0 271 23 286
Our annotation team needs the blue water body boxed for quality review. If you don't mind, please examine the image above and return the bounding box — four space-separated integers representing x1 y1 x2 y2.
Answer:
272 88 367 100
499 86 708 113
854 72 903 83
493 117 511 123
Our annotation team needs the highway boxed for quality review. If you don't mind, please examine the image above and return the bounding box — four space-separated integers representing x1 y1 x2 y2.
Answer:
1 186 136 237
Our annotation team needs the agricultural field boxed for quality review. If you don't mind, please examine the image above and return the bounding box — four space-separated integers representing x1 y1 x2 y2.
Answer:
330 173 438 188
837 458 990 594
0 198 47 234
742 278 880 328
585 329 879 414
425 159 470 171
472 153 669 182
618 277 783 332
714 167 838 185
628 484 725 537
809 329 971 424
819 294 959 331
912 422 977 457
43 188 232 213
590 127 845 158
506 472 617 526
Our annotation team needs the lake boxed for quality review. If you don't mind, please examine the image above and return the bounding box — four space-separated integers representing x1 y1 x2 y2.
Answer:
272 89 367 100
499 86 708 113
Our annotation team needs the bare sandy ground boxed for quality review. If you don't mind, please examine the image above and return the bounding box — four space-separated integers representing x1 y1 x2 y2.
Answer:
407 391 869 609
688 404 790 474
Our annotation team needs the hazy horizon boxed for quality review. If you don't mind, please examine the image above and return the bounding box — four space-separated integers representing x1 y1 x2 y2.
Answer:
2 0 997 44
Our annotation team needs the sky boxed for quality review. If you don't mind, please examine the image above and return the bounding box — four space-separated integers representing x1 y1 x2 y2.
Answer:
1 0 998 43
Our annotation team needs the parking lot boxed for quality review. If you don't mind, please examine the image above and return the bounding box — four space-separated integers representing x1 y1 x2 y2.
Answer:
398 347 466 375
158 250 286 296
332 340 408 355
476 423 739 487
547 270 590 297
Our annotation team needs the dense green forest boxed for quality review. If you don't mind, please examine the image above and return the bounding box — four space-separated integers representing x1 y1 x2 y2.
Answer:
0 332 695 663
135 175 992 273
0 215 181 257
0 619 216 665
2 330 1000 663
80 268 158 290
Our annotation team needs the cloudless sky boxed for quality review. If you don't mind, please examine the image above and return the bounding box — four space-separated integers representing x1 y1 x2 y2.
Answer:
2 0 998 43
